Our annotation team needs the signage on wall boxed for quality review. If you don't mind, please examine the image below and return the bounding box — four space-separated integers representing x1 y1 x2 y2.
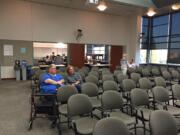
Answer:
3 44 13 56
20 47 27 54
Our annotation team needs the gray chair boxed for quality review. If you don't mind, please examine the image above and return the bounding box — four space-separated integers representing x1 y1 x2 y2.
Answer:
151 68 160 77
68 94 98 135
131 88 152 135
88 71 99 79
117 73 129 90
81 82 101 109
154 77 172 95
103 80 119 91
171 70 180 83
142 68 151 78
122 79 136 104
130 73 141 87
154 77 166 87
139 77 153 99
172 84 180 107
101 90 136 133
102 74 114 82
57 85 78 126
93 117 130 135
152 86 180 117
85 75 99 86
150 110 177 135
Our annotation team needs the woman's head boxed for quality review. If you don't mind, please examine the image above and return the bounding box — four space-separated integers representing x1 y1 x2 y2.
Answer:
48 64 57 75
67 65 75 75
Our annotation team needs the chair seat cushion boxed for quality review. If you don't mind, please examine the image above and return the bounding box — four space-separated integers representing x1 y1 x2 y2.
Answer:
90 97 101 108
137 108 152 121
74 117 98 134
110 112 136 125
58 104 67 115
167 105 180 116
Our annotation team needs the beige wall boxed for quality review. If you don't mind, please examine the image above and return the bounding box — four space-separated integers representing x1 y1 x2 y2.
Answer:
0 0 141 65
0 0 131 45
0 40 33 66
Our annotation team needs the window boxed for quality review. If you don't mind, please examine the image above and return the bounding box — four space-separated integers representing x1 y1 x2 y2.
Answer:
168 12 180 64
140 12 180 64
140 49 147 63
140 17 149 63
150 50 168 64
85 44 109 63
93 46 105 54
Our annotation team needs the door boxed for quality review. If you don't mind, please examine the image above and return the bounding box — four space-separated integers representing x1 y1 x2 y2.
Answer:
68 43 85 68
110 45 123 71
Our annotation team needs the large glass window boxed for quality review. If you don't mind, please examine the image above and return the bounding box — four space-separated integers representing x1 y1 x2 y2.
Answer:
140 11 180 64
140 17 149 63
150 50 168 64
168 12 180 64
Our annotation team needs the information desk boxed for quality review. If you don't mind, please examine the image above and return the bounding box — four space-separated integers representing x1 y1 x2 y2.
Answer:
32 64 66 70
84 63 111 68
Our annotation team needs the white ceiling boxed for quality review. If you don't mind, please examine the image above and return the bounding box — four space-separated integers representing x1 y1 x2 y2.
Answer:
22 0 147 16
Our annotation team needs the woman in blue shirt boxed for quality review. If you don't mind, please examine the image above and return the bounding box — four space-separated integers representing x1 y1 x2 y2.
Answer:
40 64 65 94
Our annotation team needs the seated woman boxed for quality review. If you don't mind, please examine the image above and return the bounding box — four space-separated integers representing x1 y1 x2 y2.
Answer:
66 65 82 93
40 64 65 95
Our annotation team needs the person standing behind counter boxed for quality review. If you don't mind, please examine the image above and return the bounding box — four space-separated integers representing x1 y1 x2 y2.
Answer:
66 65 82 93
40 64 65 94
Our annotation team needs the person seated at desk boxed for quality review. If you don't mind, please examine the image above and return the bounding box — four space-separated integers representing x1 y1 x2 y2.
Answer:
40 64 65 95
66 65 82 93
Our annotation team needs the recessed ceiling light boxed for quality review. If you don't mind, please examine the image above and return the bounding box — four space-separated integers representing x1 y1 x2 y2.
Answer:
97 1 107 11
147 9 156 17
172 4 180 10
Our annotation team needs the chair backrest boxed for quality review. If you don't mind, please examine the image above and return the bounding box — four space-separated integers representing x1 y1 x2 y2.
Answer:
154 77 166 87
85 75 99 86
172 84 180 99
78 70 86 81
93 117 130 135
117 73 128 84
162 70 171 80
152 86 169 103
160 67 167 73
88 71 99 79
142 68 151 77
81 82 99 97
171 70 180 80
91 67 99 72
131 88 149 107
102 74 114 82
122 79 136 92
103 80 118 91
102 90 123 110
139 77 152 90
150 110 177 135
151 68 160 76
135 66 142 74
68 94 93 116
114 70 122 77
57 85 78 103
130 73 141 84
102 70 111 75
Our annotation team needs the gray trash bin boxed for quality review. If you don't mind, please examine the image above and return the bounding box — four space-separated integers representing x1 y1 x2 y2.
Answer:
15 70 21 81
22 67 27 81
21 60 28 81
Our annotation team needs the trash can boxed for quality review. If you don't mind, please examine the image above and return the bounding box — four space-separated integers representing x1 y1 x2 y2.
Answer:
21 60 28 81
14 60 21 81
